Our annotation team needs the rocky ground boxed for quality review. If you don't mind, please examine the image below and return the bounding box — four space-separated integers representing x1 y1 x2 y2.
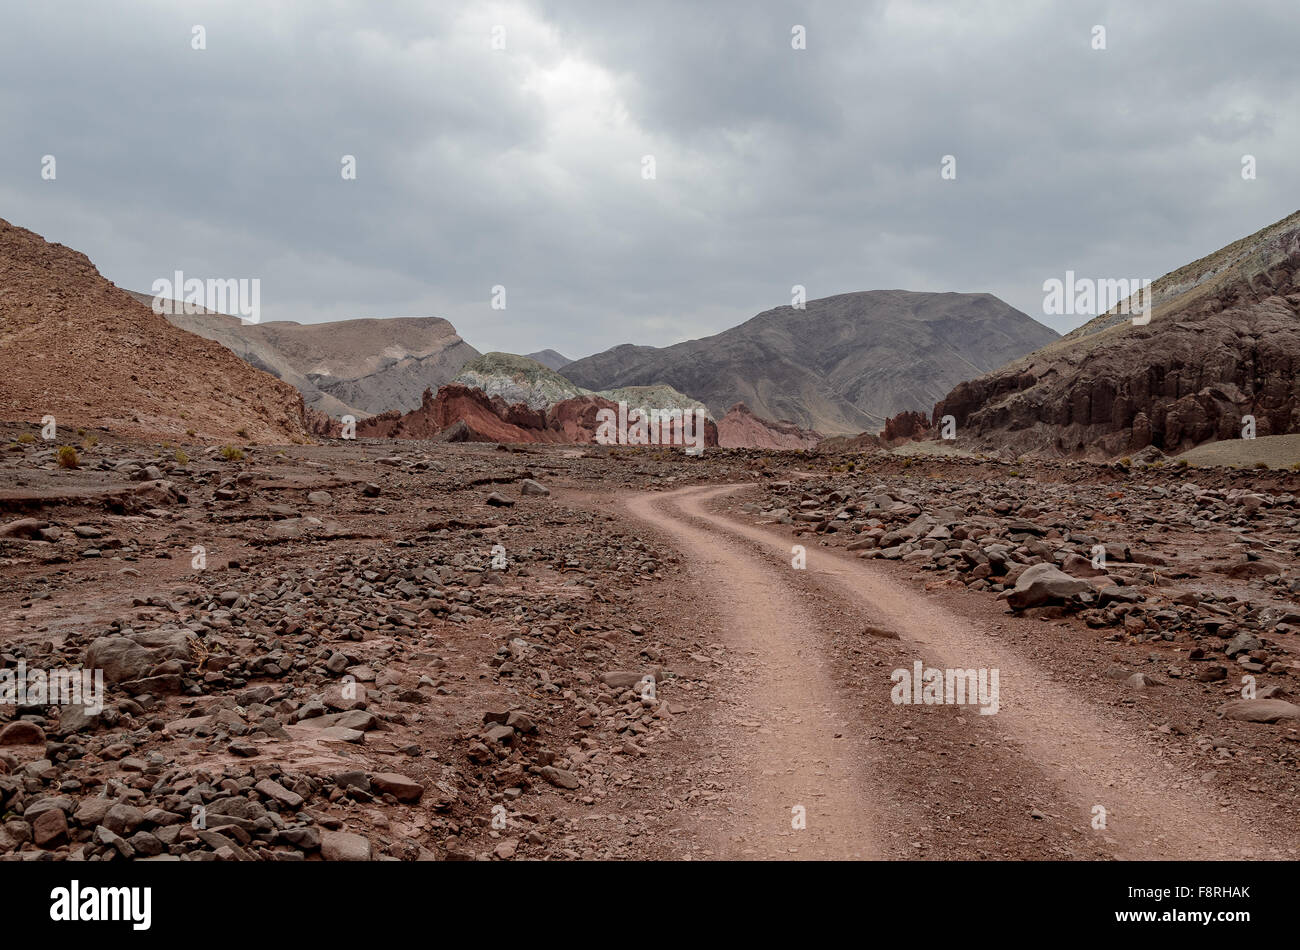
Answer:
0 427 1297 860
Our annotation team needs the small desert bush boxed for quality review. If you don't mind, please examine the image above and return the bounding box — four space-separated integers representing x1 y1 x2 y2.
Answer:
1253 461 1269 470
82 433 98 448
186 428 196 438
17 433 35 444
174 449 190 465
57 446 79 468
219 445 244 462
235 427 250 439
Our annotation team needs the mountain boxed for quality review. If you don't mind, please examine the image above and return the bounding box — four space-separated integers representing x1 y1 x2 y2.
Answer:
0 219 306 442
127 292 479 419
928 210 1300 458
525 349 572 370
559 291 1057 435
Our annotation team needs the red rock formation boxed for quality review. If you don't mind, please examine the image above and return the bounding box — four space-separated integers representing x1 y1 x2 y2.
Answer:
717 403 821 449
355 384 719 447
880 410 931 446
304 406 343 438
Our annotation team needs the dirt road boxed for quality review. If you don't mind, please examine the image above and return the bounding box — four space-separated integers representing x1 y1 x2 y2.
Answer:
623 484 1285 860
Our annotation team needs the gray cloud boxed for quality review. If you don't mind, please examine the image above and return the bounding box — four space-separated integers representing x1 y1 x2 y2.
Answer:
1 0 1296 358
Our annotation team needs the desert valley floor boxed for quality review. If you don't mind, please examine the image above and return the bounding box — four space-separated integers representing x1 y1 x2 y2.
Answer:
1 429 1297 862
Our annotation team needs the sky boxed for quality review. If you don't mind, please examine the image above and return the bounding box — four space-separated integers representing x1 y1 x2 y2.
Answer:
2 0 1297 359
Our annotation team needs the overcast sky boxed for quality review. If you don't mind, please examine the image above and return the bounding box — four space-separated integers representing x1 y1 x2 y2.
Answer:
2 0 1297 358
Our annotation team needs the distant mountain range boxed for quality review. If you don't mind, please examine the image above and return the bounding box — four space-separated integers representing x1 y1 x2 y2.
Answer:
11 207 1292 458
559 291 1058 435
127 287 1058 442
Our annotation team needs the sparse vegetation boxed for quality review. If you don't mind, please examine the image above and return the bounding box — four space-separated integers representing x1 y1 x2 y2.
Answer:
219 445 244 461
186 428 196 438
56 445 79 468
82 433 98 448
236 427 250 439
174 448 189 465
17 433 34 444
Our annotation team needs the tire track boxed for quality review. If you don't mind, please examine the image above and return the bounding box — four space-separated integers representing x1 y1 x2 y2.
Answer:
623 484 1280 860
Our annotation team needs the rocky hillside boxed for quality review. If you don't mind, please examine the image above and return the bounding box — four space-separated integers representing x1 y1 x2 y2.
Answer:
0 219 307 442
560 291 1057 435
601 385 711 422
452 352 587 409
129 291 480 419
717 403 821 449
928 210 1300 458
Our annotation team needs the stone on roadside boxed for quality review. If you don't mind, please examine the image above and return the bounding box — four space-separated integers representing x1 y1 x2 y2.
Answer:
1221 699 1300 723
370 772 424 803
1005 563 1093 610
321 830 372 861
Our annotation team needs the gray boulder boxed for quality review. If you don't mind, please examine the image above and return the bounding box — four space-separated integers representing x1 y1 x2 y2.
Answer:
1006 563 1093 609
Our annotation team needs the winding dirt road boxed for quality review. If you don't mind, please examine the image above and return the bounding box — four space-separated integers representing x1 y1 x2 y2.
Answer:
621 484 1284 861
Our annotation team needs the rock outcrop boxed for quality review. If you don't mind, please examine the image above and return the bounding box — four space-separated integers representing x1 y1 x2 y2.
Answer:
880 410 932 446
717 403 821 449
356 384 720 447
927 210 1300 459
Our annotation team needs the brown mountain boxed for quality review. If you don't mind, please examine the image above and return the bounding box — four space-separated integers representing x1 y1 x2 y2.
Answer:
927 210 1300 458
127 292 480 419
0 219 306 442
560 291 1057 436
